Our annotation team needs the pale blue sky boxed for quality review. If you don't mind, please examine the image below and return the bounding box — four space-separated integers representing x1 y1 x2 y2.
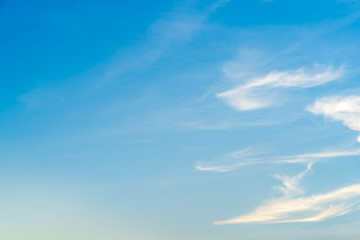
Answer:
1 0 360 239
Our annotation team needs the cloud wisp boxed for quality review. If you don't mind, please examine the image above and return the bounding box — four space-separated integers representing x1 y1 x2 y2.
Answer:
308 95 360 142
19 0 229 110
217 64 344 111
214 164 360 224
195 148 360 172
274 163 313 197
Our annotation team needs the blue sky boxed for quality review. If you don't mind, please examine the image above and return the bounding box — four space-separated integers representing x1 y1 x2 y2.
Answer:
2 0 360 239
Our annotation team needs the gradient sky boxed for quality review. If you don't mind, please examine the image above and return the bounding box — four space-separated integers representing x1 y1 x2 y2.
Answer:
2 0 360 239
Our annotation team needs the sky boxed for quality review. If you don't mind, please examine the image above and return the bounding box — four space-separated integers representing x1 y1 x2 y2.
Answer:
1 0 360 239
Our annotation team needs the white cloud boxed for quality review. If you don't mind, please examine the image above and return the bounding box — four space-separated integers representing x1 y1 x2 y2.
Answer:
195 149 360 172
308 95 360 142
217 65 344 111
279 150 360 163
274 163 313 196
214 165 360 224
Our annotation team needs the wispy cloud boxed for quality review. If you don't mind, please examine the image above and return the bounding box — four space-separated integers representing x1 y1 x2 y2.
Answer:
195 148 360 172
178 119 284 131
214 164 360 224
74 4 216 92
217 64 344 111
19 0 229 110
308 95 360 142
274 163 313 197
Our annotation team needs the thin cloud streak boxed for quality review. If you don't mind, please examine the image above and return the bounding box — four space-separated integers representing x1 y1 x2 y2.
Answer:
274 163 313 197
308 95 360 142
195 149 360 172
215 178 360 224
178 119 284 131
217 64 344 111
19 0 229 109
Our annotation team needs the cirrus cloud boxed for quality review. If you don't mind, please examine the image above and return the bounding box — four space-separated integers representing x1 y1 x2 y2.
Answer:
214 164 360 225
215 182 360 224
307 95 360 142
217 64 344 111
195 148 360 172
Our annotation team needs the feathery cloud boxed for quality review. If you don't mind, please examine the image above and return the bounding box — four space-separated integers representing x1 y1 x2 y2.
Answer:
195 149 360 172
214 164 360 224
274 163 313 196
19 0 229 109
308 95 360 142
217 65 344 111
